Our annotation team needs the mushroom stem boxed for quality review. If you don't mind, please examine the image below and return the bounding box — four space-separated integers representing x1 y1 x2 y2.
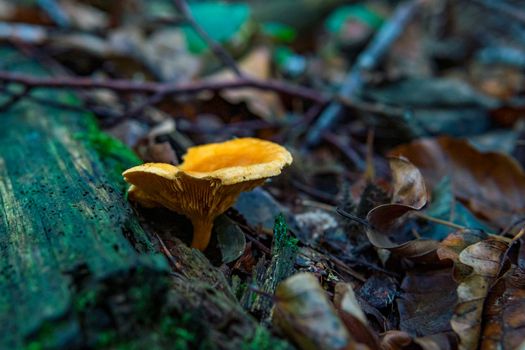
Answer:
190 219 214 251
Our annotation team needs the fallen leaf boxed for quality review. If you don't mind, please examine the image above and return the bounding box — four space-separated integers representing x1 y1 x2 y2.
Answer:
398 269 457 337
273 273 354 350
438 229 488 266
334 282 381 350
367 157 427 232
380 331 457 350
481 265 525 350
380 331 413 350
361 224 439 263
358 275 397 310
390 136 525 229
352 157 438 262
142 28 202 81
234 187 299 235
214 215 246 264
205 47 285 120
450 237 510 350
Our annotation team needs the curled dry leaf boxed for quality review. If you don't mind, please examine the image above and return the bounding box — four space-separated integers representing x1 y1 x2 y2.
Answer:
367 157 428 232
450 237 510 350
363 225 440 262
390 136 525 229
273 273 354 350
362 157 438 262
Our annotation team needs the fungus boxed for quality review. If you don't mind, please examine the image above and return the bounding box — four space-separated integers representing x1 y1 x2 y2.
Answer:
123 138 293 250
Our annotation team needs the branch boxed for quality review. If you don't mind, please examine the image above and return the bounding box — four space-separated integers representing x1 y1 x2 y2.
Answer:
171 0 244 77
0 71 327 104
304 0 422 148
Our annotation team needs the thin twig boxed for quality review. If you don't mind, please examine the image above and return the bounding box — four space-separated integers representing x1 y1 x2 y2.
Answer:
154 232 179 269
305 0 422 148
0 71 326 104
0 86 31 112
500 217 525 236
336 208 371 228
179 119 275 133
291 179 338 205
0 85 120 119
336 95 407 117
248 285 277 301
171 0 243 77
512 227 525 242
413 212 468 231
323 132 365 170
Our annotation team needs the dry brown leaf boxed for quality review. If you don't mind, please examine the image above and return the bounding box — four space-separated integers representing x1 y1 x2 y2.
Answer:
481 265 525 350
360 157 437 262
380 330 456 350
380 331 413 350
205 46 285 120
273 273 357 350
398 268 457 337
390 136 525 229
367 157 427 232
365 226 440 262
438 229 489 281
450 237 510 350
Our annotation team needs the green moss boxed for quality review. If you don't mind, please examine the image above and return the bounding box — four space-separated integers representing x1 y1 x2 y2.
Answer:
99 313 203 350
74 121 142 193
241 326 293 350
75 289 98 311
272 213 298 256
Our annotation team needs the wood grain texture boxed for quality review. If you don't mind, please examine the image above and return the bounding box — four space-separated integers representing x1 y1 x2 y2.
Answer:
0 47 169 349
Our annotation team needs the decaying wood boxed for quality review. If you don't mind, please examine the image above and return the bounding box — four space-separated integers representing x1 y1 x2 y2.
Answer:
0 47 169 349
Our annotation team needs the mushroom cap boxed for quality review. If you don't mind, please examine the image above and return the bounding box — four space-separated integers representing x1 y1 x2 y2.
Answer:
179 137 293 185
122 138 292 249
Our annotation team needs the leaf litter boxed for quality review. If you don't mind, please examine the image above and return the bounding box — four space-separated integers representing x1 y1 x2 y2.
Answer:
3 0 525 349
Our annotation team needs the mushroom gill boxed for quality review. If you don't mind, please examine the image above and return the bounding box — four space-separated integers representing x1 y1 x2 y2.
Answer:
123 138 293 250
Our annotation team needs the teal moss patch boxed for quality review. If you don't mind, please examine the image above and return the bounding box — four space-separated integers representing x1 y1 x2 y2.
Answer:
74 120 142 193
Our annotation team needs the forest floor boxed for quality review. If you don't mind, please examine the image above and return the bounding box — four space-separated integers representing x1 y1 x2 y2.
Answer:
1 0 525 349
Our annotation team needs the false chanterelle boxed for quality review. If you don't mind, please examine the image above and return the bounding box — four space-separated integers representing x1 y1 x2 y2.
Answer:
123 137 293 250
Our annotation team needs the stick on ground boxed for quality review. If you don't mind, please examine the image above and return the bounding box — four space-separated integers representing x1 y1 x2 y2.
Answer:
304 0 422 148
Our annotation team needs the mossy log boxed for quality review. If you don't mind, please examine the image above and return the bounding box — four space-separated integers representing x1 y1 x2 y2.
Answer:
0 47 294 350
0 48 170 349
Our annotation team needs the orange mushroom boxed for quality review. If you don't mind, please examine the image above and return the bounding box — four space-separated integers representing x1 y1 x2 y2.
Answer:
123 138 293 250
